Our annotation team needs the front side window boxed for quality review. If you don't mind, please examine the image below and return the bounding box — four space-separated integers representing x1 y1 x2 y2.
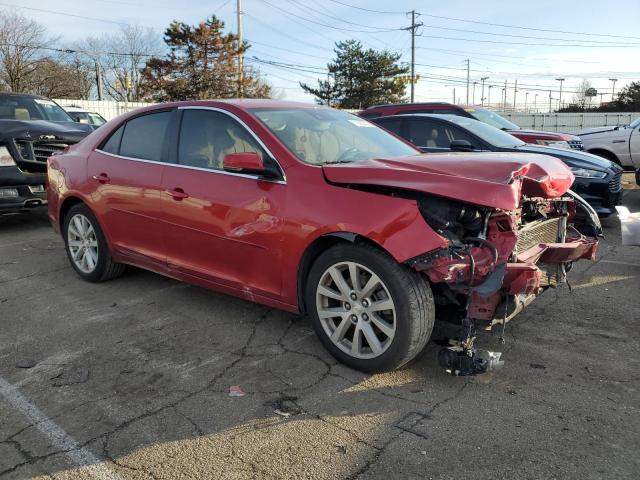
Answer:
251 107 418 165
100 124 124 154
375 118 402 135
119 111 172 162
178 109 267 171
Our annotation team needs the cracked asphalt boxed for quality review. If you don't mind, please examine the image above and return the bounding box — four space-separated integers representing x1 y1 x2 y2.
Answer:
1 177 639 480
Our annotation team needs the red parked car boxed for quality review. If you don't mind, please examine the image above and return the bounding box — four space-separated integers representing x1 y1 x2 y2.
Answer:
359 102 584 150
47 100 600 373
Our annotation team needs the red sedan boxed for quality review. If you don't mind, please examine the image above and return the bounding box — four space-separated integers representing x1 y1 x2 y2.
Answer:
47 100 600 373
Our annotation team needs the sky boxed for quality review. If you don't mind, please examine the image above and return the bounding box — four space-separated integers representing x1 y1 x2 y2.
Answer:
5 0 640 110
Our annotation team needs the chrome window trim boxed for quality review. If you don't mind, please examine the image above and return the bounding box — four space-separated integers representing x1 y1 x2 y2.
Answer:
177 105 286 183
93 149 286 184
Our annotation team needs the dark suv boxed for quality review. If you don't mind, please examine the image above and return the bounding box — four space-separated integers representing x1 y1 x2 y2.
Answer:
360 102 584 150
0 93 92 213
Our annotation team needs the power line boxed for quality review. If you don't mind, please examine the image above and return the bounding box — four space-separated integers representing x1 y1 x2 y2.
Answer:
418 23 640 46
324 0 405 15
257 0 403 33
324 0 640 40
417 33 640 48
0 2 131 26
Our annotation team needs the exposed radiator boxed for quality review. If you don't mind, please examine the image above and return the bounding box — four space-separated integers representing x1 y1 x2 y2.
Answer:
516 217 562 253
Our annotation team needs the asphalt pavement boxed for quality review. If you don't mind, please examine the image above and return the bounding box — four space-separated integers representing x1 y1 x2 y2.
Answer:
0 177 638 480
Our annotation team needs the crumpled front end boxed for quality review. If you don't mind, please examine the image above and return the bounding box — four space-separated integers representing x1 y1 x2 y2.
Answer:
409 194 599 328
406 186 600 376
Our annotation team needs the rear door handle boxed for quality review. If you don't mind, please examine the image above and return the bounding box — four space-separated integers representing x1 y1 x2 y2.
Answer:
165 188 189 200
92 173 110 183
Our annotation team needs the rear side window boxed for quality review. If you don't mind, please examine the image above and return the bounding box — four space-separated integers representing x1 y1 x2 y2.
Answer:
178 109 266 171
100 125 124 154
119 111 171 162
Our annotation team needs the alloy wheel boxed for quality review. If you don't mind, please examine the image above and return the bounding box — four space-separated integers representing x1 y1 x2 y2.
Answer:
67 213 99 274
315 261 396 359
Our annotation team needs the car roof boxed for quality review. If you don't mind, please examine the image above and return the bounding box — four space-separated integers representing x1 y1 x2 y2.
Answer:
376 113 468 122
0 92 52 100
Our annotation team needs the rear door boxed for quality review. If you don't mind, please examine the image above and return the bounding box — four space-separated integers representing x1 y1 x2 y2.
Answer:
89 110 174 268
629 122 640 166
160 107 287 300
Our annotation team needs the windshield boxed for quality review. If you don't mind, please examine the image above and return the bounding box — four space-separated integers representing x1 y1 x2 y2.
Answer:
465 107 520 130
630 117 640 129
444 115 526 148
250 107 418 164
0 95 74 122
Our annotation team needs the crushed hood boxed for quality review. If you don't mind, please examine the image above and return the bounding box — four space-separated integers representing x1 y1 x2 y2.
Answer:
322 152 575 211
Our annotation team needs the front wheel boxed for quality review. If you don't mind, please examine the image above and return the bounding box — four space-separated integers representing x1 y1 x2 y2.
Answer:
306 243 435 372
63 203 125 282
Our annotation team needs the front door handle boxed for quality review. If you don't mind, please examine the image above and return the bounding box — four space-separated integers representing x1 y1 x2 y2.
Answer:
165 188 189 200
92 173 110 184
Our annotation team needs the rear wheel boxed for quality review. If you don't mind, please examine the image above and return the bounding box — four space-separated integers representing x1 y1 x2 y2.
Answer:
306 243 434 372
63 203 125 282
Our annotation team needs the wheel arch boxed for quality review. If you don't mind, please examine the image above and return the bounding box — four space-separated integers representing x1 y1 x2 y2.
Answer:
587 148 620 165
296 232 394 314
59 195 86 232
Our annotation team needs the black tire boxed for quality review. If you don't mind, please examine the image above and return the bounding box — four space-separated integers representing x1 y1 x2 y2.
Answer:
63 203 125 282
305 243 435 372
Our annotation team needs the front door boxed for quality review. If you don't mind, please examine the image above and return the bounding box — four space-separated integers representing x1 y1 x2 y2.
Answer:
160 107 286 300
88 110 174 267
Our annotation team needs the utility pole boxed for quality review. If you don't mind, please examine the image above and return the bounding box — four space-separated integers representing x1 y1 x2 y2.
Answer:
465 59 470 104
237 0 244 98
513 80 518 112
534 93 538 112
503 80 507 110
480 76 489 106
556 78 565 110
524 92 529 112
452 87 456 104
608 78 618 101
94 61 103 101
487 85 492 107
403 11 422 103
549 90 552 112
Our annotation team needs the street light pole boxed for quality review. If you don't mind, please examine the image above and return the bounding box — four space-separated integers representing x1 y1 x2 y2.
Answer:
465 59 470 104
549 90 552 112
487 85 492 107
534 93 538 112
609 78 618 102
524 92 529 112
472 81 478 104
555 78 565 109
480 76 489 106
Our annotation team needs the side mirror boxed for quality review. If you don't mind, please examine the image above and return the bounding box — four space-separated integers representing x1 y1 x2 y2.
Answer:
223 152 266 174
450 139 474 152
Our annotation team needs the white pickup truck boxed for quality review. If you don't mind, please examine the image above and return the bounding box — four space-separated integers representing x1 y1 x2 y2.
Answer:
578 118 640 184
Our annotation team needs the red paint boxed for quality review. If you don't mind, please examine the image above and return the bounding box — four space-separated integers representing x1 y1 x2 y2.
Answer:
323 153 574 211
47 100 595 320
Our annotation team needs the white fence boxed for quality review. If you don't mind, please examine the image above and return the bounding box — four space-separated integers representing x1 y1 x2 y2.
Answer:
54 99 153 121
53 99 640 133
500 112 640 133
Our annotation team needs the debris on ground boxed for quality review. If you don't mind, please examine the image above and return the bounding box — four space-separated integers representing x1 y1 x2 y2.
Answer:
50 366 89 386
264 395 301 417
530 363 546 369
15 359 37 369
335 445 347 454
228 385 246 397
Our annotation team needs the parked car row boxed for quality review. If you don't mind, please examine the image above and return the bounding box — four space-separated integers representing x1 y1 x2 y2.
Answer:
44 99 602 374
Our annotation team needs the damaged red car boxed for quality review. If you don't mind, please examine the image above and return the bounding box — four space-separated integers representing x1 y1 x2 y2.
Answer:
47 100 601 373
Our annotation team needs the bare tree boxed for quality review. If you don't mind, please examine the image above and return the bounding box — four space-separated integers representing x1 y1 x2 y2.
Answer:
572 79 594 109
27 57 93 99
79 24 162 101
0 11 51 92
